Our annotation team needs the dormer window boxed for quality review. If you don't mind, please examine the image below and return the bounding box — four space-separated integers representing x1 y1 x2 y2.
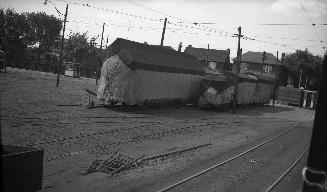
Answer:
209 61 217 70
241 63 249 71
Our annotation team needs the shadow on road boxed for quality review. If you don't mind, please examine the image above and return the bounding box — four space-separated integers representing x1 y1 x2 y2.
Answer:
103 103 295 119
235 104 295 116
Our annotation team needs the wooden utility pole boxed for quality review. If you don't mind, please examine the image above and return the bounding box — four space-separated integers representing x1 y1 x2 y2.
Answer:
273 51 278 107
96 23 105 85
57 3 68 87
232 26 242 114
261 51 267 77
299 68 303 88
207 44 209 64
160 18 167 46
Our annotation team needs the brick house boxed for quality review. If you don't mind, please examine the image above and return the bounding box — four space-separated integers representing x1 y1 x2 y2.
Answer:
184 45 231 73
232 51 284 79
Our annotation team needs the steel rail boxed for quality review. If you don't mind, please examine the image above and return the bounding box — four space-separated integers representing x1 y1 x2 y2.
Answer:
264 147 309 192
156 121 303 192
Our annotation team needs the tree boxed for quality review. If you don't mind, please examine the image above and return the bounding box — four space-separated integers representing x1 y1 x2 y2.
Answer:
285 49 323 90
0 9 29 61
25 12 62 57
64 32 89 62
0 8 62 62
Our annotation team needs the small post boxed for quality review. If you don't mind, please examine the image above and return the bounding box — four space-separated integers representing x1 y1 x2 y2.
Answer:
299 69 303 88
56 3 69 87
160 18 167 46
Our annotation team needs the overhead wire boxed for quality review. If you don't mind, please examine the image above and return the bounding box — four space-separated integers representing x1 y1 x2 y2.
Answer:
122 0 319 52
49 0 322 53
312 0 327 24
296 0 326 50
53 0 161 22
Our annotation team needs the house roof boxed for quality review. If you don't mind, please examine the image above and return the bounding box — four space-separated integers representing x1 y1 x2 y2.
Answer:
184 46 229 63
110 38 204 75
153 45 175 51
232 51 281 65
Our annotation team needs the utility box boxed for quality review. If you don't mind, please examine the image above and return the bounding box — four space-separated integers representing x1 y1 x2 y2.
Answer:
1 145 44 192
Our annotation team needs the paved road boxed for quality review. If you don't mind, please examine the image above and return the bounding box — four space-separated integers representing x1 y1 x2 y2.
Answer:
105 120 313 192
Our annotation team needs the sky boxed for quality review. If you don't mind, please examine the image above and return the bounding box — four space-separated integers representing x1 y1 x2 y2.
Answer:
1 0 327 58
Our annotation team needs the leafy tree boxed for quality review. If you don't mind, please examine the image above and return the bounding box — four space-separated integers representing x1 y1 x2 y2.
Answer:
0 9 29 60
0 8 62 62
64 32 89 62
25 12 62 56
285 49 323 90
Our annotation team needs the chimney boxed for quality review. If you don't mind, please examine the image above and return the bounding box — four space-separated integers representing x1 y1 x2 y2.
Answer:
227 48 230 55
188 45 192 48
281 53 285 64
178 42 182 52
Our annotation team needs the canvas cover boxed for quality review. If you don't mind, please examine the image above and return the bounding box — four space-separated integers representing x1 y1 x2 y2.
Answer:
97 55 142 105
199 72 274 107
110 38 204 75
97 55 203 105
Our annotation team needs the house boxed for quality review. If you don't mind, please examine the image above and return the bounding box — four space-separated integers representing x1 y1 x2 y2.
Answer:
97 38 205 105
184 45 231 73
231 51 284 80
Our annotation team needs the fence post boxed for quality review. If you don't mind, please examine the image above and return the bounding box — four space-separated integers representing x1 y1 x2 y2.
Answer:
302 91 307 107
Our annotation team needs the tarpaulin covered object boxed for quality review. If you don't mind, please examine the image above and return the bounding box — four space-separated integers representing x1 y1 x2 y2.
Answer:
97 38 205 105
199 72 275 107
111 38 204 75
97 55 203 105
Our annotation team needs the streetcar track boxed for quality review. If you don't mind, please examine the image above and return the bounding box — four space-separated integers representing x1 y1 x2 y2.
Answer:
44 123 217 161
44 120 297 162
264 147 309 192
156 121 303 192
28 119 285 146
28 123 157 146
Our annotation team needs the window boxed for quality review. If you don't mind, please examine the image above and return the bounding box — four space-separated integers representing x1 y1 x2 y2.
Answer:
209 62 217 70
263 65 272 73
241 63 249 71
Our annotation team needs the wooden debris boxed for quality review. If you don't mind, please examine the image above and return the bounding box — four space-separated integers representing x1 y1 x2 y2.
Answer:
82 150 144 176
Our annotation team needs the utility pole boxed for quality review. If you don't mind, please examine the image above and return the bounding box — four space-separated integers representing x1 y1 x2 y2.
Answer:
56 3 68 87
273 51 278 107
207 44 209 64
299 69 303 88
261 51 267 77
232 26 242 114
160 18 167 46
96 23 105 85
